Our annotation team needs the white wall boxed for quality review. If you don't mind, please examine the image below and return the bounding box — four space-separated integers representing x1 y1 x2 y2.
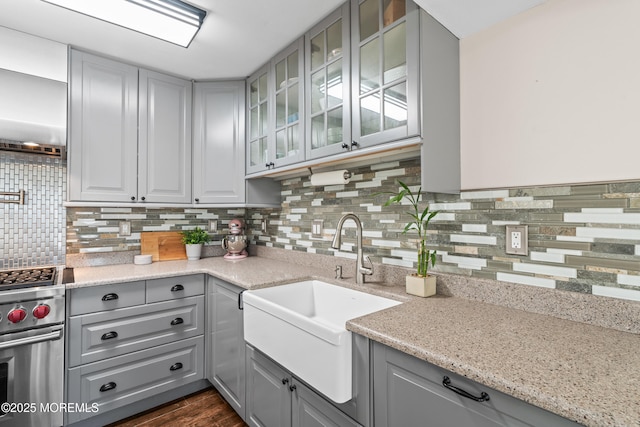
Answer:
460 0 640 189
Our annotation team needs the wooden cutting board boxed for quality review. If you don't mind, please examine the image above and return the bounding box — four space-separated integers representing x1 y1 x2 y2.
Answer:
140 231 186 262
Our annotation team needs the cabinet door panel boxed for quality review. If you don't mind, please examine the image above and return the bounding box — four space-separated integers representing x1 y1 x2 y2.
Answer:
138 69 192 203
246 345 292 427
209 278 246 418
68 49 138 202
306 4 352 160
293 381 361 427
351 0 419 148
193 81 246 204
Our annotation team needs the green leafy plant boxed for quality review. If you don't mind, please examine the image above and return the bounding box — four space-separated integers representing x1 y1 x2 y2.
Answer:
381 180 438 277
181 227 210 245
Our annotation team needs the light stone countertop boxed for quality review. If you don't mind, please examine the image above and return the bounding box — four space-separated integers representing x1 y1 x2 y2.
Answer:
68 257 640 427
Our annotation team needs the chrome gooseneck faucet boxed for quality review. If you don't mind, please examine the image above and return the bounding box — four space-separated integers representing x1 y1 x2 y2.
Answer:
331 213 373 284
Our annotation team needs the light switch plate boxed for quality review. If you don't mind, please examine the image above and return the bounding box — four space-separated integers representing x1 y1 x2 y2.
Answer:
119 221 131 236
312 219 323 238
506 225 528 255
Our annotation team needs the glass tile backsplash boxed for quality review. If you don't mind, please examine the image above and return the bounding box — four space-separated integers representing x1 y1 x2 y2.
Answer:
0 150 66 269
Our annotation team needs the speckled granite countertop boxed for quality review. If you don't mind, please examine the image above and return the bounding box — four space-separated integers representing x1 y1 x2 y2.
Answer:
68 257 640 427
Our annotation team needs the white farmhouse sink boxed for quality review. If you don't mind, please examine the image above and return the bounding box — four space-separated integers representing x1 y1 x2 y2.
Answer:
243 280 401 403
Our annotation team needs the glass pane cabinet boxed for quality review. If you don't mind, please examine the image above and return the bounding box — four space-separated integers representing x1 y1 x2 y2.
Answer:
351 0 420 148
305 3 352 160
246 39 304 174
247 64 270 174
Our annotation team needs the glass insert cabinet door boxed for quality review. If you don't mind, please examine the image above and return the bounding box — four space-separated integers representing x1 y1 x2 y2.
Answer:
247 64 269 174
352 0 420 147
271 38 305 168
305 3 351 160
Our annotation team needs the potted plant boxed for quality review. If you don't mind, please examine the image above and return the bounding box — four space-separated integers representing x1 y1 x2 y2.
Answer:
181 227 210 260
381 181 439 297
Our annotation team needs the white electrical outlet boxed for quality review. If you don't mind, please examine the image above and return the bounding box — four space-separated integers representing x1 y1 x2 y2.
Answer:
208 220 218 233
506 225 528 255
312 219 323 238
511 231 521 249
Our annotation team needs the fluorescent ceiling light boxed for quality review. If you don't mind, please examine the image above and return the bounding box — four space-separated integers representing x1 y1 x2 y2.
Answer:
42 0 206 47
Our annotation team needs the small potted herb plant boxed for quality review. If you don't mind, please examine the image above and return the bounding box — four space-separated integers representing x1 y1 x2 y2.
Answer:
381 180 439 297
181 226 210 260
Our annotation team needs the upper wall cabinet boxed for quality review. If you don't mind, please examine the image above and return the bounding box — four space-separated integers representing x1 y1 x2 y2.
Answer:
305 3 352 160
193 81 246 204
246 38 305 175
68 50 192 203
351 0 420 148
139 69 192 204
68 50 138 202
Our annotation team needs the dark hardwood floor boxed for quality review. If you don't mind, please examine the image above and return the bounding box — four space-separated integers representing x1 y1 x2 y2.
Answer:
107 387 247 427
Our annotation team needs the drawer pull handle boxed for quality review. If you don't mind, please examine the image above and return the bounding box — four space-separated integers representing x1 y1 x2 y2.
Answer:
442 376 490 402
102 293 119 301
99 382 117 392
170 362 183 371
171 284 184 292
101 331 118 340
170 317 184 326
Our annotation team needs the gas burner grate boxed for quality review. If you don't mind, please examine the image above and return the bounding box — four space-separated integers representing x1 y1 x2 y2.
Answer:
0 267 56 289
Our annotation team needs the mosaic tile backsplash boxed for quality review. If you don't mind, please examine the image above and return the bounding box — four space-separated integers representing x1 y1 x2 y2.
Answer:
247 157 640 302
61 156 640 302
0 150 66 269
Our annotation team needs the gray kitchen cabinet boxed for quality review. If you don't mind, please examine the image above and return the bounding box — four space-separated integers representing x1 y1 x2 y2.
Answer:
67 336 204 424
193 81 246 204
372 342 580 427
305 2 352 160
68 49 138 202
68 49 193 203
138 69 192 203
246 345 361 427
247 38 305 174
65 275 207 426
351 0 420 148
208 277 246 419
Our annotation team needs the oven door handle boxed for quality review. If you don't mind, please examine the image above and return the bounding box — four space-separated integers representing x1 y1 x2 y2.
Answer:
0 328 62 350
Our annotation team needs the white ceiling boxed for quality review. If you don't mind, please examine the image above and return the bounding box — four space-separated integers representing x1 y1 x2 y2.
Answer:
0 0 545 80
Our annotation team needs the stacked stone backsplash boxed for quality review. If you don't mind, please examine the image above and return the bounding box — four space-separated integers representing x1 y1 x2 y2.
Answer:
0 149 66 269
247 157 640 302
66 207 246 266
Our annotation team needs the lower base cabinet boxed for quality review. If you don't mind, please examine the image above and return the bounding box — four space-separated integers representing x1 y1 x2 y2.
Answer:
208 277 246 419
246 344 361 427
372 342 580 427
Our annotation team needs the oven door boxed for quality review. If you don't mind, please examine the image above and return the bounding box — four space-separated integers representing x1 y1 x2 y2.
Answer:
0 325 64 427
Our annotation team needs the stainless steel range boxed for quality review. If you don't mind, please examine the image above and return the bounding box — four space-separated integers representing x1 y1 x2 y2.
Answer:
0 266 65 427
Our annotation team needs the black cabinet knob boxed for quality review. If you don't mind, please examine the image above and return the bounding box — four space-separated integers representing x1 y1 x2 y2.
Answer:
170 317 184 326
341 143 349 149
351 141 359 148
131 196 136 201
141 196 146 201
194 198 200 203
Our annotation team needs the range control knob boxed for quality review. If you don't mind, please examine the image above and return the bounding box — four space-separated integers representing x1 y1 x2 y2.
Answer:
32 304 51 319
7 307 27 323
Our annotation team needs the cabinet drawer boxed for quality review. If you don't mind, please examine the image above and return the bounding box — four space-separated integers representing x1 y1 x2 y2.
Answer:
67 336 204 424
69 281 146 316
146 274 204 303
68 295 204 367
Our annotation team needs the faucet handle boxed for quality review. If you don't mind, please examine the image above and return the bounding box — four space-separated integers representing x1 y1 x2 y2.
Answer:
360 256 374 276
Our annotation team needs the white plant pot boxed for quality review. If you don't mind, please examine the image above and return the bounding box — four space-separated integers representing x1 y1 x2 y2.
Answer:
406 274 436 298
185 243 203 261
